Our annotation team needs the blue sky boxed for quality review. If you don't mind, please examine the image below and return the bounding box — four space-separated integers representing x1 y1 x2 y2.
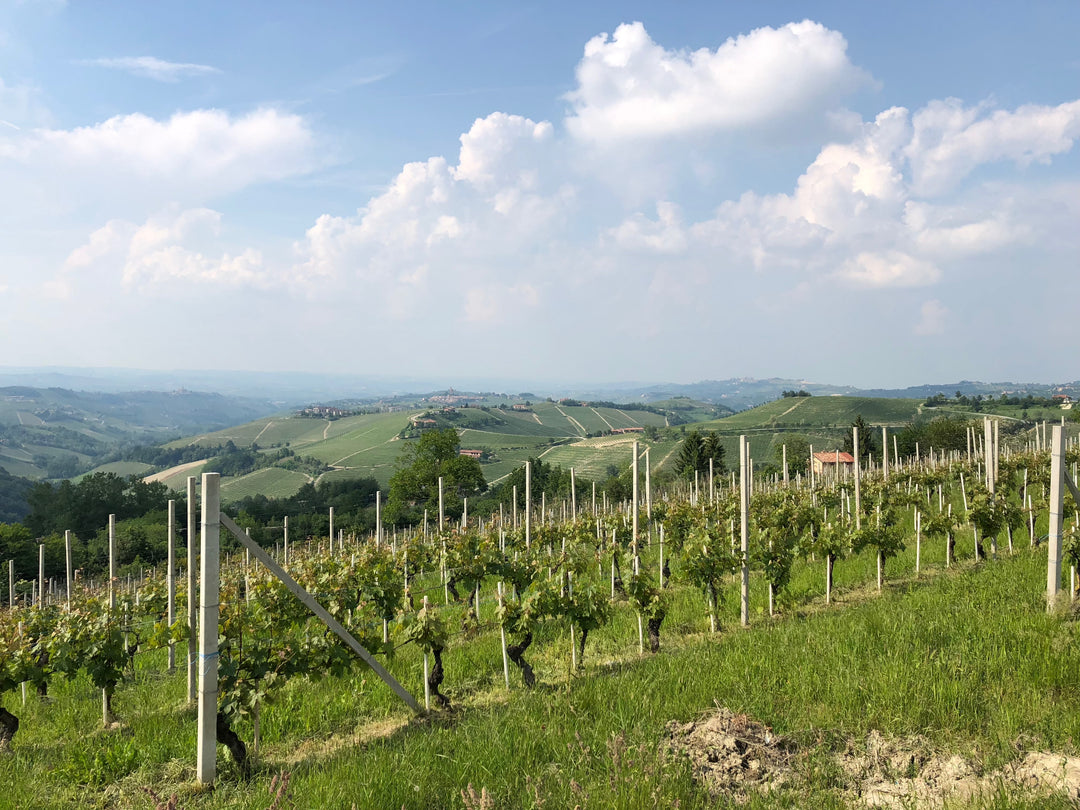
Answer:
1 1 1078 388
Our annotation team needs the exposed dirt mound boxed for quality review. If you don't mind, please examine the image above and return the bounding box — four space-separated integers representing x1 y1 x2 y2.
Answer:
665 706 796 799
668 708 1080 808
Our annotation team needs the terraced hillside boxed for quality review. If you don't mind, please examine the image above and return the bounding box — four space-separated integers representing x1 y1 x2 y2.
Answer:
152 401 682 497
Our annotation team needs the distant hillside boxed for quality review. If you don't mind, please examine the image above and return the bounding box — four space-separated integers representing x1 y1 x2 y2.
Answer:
0 386 279 479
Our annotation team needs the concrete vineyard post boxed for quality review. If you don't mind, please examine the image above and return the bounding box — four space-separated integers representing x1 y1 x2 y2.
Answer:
329 506 335 555
1048 425 1065 611
632 442 639 575
646 448 652 521
376 491 382 548
438 478 444 531
109 514 116 610
739 435 749 627
423 595 430 711
525 462 531 550
570 468 576 517
498 582 509 689
38 544 44 608
853 426 861 530
65 530 72 607
915 510 921 574
882 427 889 480
782 445 788 485
659 525 665 588
197 472 221 786
187 476 197 703
8 560 13 608
283 515 289 564
167 499 176 672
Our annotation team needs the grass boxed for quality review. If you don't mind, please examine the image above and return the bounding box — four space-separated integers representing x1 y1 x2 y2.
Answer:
3 506 1080 809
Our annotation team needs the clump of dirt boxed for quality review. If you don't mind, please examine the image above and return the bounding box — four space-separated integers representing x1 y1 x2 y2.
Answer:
668 707 1080 808
665 706 797 799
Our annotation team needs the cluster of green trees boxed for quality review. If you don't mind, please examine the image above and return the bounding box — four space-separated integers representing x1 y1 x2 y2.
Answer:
673 429 725 479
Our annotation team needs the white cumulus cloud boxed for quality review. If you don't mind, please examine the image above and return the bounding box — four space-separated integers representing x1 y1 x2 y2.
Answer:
565 20 871 142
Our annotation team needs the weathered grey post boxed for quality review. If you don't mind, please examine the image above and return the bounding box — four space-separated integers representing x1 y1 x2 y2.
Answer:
739 435 750 627
38 544 45 608
782 445 788 485
570 468 577 517
525 461 532 550
8 559 13 608
64 530 72 607
1048 426 1065 611
853 426 862 530
167 499 176 672
197 472 221 786
186 476 197 703
809 444 816 490
283 515 289 564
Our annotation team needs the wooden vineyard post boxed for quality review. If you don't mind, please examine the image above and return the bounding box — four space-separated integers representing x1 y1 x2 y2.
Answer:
186 476 197 704
109 514 116 609
782 445 788 486
38 544 44 608
65 530 72 607
882 427 889 481
197 473 221 786
739 436 750 627
8 559 13 608
1048 426 1065 611
167 499 176 672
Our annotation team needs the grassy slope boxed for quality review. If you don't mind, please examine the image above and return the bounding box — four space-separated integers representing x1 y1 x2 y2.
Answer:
147 396 941 499
3 532 1079 809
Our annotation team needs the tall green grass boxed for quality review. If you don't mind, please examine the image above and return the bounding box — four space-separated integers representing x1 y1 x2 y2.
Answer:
2 539 1078 808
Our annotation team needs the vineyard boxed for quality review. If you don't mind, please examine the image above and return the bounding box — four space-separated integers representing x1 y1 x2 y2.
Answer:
3 425 1080 809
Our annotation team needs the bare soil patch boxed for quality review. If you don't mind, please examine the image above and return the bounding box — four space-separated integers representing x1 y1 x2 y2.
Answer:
668 707 1080 808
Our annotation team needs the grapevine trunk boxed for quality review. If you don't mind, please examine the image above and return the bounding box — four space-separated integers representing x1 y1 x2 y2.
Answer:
507 631 535 688
0 707 18 748
428 645 449 707
216 711 251 778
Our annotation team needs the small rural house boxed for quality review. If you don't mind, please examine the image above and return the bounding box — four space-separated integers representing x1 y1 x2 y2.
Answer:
811 451 855 478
